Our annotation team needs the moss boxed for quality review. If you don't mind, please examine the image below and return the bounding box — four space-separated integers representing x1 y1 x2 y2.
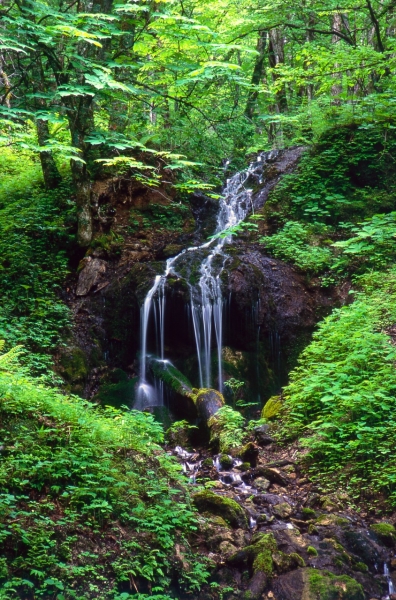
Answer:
353 562 368 573
219 454 233 470
302 508 317 520
150 360 193 397
261 395 282 420
308 569 364 600
316 514 348 526
272 551 305 573
59 346 89 383
252 549 273 576
307 546 318 557
370 522 396 545
192 491 248 529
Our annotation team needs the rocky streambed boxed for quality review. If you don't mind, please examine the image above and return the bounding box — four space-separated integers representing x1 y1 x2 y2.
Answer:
170 429 396 600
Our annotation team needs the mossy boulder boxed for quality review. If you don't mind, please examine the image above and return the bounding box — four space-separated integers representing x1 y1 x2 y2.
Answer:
261 395 282 420
307 546 318 557
308 568 364 600
149 358 193 398
195 388 225 422
219 454 233 470
192 491 248 529
370 522 396 546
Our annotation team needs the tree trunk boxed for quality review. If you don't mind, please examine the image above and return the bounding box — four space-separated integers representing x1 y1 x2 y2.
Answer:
245 30 267 120
36 119 62 189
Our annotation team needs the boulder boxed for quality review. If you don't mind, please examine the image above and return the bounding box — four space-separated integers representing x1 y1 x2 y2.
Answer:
195 389 225 422
272 568 364 600
192 490 248 529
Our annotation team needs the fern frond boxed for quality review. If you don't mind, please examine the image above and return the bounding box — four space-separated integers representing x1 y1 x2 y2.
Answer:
0 345 24 371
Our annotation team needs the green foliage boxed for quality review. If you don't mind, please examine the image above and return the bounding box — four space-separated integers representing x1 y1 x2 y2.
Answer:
332 213 396 273
0 359 209 598
281 268 396 506
0 149 72 379
210 406 246 453
261 221 333 274
261 396 282 420
224 377 245 408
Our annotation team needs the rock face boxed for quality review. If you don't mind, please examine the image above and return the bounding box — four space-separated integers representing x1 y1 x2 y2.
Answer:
76 257 107 296
226 248 334 341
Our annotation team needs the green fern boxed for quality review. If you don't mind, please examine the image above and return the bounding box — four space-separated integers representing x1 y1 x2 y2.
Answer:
0 343 23 371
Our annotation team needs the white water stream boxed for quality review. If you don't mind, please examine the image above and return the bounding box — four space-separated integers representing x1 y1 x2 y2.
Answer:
137 151 278 407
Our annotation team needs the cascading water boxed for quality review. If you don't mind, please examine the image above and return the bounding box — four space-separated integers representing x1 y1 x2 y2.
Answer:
137 151 278 407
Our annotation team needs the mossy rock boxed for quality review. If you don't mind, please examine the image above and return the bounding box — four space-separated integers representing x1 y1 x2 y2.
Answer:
272 551 305 573
353 561 368 573
193 491 248 528
149 359 193 398
196 389 225 422
302 507 316 520
261 396 282 420
307 568 364 600
307 546 318 557
370 522 396 546
219 454 233 470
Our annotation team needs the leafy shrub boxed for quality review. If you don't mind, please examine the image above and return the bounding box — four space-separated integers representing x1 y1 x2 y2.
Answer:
261 221 332 274
332 212 396 273
281 268 396 505
209 406 246 452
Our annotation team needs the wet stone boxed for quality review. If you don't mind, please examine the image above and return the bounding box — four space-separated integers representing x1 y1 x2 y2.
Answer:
254 477 271 492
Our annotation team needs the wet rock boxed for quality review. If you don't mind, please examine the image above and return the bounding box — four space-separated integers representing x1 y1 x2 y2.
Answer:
227 250 334 346
219 454 234 470
370 522 396 547
273 502 293 519
193 491 248 529
255 477 271 492
272 568 365 600
340 528 382 568
219 540 238 555
76 257 107 296
254 424 275 446
252 467 290 487
196 389 225 422
243 571 268 600
235 442 259 466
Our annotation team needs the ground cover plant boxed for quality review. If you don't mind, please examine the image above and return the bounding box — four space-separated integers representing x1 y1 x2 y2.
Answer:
0 348 209 599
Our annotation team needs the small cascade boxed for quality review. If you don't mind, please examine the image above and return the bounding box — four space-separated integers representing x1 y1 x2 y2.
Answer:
174 446 202 484
384 563 395 597
212 454 256 496
137 151 279 406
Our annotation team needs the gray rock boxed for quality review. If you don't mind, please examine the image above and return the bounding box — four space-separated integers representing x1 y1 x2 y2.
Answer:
76 257 107 296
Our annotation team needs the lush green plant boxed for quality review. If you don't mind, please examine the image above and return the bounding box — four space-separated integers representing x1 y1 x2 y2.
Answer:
261 221 333 274
224 378 245 408
280 268 396 506
0 351 210 598
211 406 246 452
0 149 73 379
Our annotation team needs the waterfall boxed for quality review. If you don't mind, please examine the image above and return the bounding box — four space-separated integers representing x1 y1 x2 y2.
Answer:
137 151 278 406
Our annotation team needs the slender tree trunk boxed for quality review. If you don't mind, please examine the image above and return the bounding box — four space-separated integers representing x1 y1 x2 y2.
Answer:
67 96 95 247
245 30 267 120
36 119 62 189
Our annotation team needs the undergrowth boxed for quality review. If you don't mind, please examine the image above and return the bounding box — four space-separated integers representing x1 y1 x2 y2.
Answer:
0 148 74 379
280 268 396 507
0 348 209 598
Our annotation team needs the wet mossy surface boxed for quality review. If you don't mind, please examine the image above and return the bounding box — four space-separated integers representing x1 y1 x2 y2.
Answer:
307 568 364 600
370 522 396 546
192 490 248 529
261 395 282 420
